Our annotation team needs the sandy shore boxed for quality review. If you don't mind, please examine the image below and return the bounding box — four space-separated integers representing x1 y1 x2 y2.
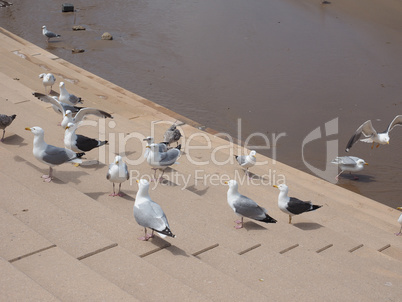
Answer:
1 27 402 300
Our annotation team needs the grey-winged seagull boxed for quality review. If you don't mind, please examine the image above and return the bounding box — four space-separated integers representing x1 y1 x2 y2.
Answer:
143 136 168 158
42 25 60 42
0 114 16 142
25 126 84 182
146 143 181 180
331 156 368 180
59 82 83 106
106 155 129 197
225 180 277 229
134 179 176 241
273 184 322 224
234 150 256 177
345 115 402 151
39 73 56 94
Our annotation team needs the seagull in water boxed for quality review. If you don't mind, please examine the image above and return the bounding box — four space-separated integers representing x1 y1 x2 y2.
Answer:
331 156 368 180
234 150 256 178
163 123 182 147
25 127 84 182
0 114 16 142
42 25 60 42
59 82 83 106
64 122 108 153
106 155 129 197
225 180 277 229
345 115 402 152
395 207 402 236
61 108 113 129
39 73 56 94
273 184 322 224
146 143 181 180
134 179 176 241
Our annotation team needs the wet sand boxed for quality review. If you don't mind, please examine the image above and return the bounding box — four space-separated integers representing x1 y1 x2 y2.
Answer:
1 0 402 207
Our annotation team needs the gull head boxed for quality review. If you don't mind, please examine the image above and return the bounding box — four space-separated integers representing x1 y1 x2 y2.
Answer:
114 155 122 164
143 136 154 144
65 110 73 118
59 82 65 88
250 150 257 158
224 179 238 189
65 122 76 130
42 25 46 29
136 178 150 190
397 207 402 212
273 184 288 193
25 126 44 136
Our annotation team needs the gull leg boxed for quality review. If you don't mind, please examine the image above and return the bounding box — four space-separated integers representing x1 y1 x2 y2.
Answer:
42 167 53 182
351 172 359 180
235 217 244 229
376 144 380 148
288 215 292 224
335 170 343 180
150 168 157 182
395 226 402 236
109 183 117 196
1 129 5 142
138 228 152 241
371 142 374 149
117 183 124 197
159 169 165 182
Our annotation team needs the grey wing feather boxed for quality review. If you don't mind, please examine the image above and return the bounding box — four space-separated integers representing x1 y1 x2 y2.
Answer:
345 120 376 151
0 115 14 128
159 149 180 166
135 201 168 231
42 145 76 165
74 108 113 124
287 197 312 215
33 92 64 114
124 163 130 180
386 115 402 133
332 156 357 166
233 195 266 220
106 164 113 180
236 155 246 165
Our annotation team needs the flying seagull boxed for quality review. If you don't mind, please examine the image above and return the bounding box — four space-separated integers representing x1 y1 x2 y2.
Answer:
146 143 181 180
345 115 402 151
64 122 108 153
59 82 83 106
0 114 16 142
163 123 182 147
25 126 84 182
234 150 256 178
32 92 83 116
106 155 129 197
273 184 322 224
42 25 60 42
331 156 368 180
39 73 56 94
134 179 176 241
61 108 113 129
225 180 277 229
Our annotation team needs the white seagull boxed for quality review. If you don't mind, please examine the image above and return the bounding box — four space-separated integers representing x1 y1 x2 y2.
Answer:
39 73 56 94
395 207 402 236
106 155 129 197
42 25 60 42
143 136 168 158
59 82 83 106
234 150 256 177
61 108 113 129
273 184 322 224
134 179 176 241
345 115 402 151
225 180 277 229
25 127 84 182
331 156 368 180
146 143 181 180
64 122 108 153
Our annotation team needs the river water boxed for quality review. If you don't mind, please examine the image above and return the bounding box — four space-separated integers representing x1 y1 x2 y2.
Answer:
1 0 402 208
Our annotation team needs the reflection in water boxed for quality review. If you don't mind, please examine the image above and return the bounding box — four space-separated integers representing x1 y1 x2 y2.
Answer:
1 0 402 207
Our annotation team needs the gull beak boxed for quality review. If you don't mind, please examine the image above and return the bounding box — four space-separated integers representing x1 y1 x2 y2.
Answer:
136 179 139 183
224 181 228 184
273 185 278 188
364 163 369 166
145 146 150 149
65 126 70 130
64 113 68 117
25 127 31 131
387 142 390 144
252 155 256 158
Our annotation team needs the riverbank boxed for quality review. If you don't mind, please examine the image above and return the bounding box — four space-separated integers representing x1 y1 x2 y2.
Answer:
1 28 402 301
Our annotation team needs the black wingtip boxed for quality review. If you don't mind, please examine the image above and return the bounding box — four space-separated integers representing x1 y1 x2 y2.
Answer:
175 144 182 150
234 155 238 159
311 205 322 211
261 215 277 223
76 152 85 158
11 114 16 120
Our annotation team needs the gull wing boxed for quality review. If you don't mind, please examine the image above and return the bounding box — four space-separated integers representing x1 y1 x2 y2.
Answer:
345 120 376 152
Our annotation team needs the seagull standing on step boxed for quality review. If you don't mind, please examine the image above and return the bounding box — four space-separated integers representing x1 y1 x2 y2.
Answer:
163 123 182 147
59 82 83 106
39 73 56 94
331 156 368 180
273 184 322 224
0 114 16 142
225 180 277 229
146 143 181 180
25 126 84 182
106 155 129 197
42 25 60 42
143 136 168 158
64 122 108 153
134 179 176 241
345 115 402 152
234 150 256 178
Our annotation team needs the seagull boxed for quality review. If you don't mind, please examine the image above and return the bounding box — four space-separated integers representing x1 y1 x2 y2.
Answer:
163 123 182 147
143 136 168 158
64 122 108 154
61 108 113 129
134 179 176 241
106 155 129 197
25 126 84 182
225 180 277 229
32 92 83 116
42 25 60 42
273 184 322 224
146 143 181 180
39 73 56 94
0 114 16 142
234 150 256 177
59 82 83 106
395 207 402 236
331 156 368 180
345 115 402 151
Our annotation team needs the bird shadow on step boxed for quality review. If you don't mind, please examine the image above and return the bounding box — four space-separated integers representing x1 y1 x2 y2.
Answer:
293 222 323 231
185 184 209 196
2 134 28 147
243 221 268 231
164 244 190 257
79 160 106 171
338 174 375 183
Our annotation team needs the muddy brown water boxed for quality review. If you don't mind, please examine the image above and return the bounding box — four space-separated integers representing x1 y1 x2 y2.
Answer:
1 0 402 208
